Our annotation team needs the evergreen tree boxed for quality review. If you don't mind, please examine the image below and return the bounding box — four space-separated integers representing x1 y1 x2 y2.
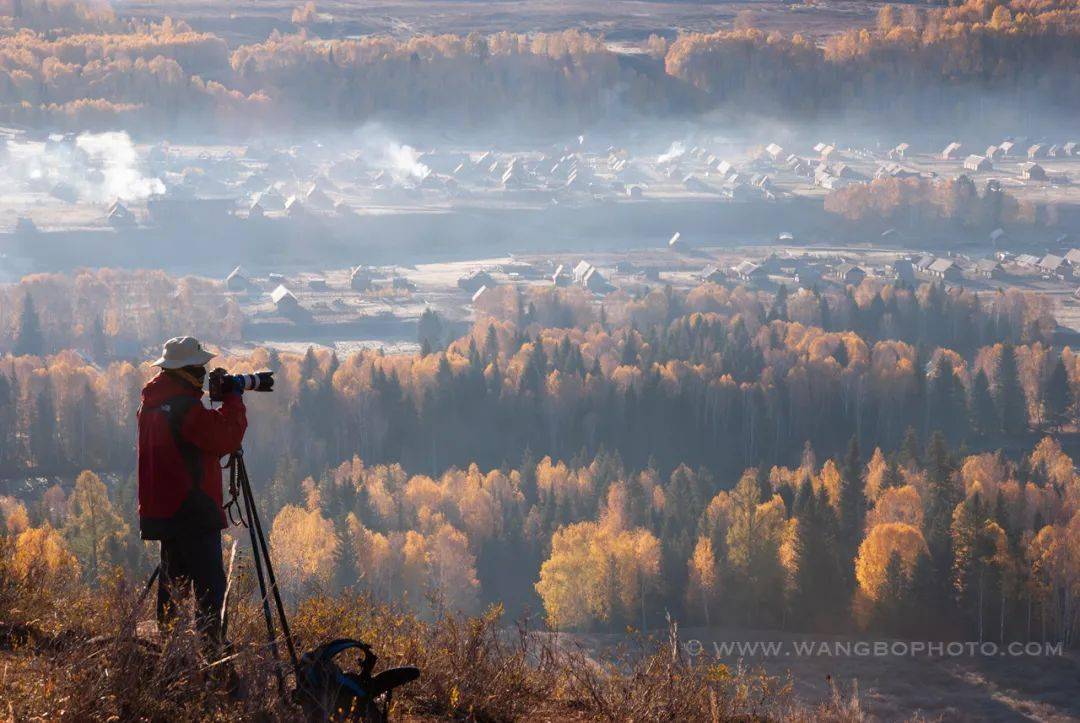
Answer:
791 481 842 628
993 344 1027 435
1043 355 1072 430
483 323 499 362
29 376 60 470
0 370 16 472
418 308 444 351
755 465 772 504
969 368 996 436
927 356 966 441
88 316 108 361
837 437 865 582
64 470 129 581
14 292 44 357
300 346 318 381
767 285 789 323
923 432 958 606
899 427 920 469
873 551 907 634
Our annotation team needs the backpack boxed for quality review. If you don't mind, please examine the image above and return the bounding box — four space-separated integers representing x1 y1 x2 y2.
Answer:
293 638 420 722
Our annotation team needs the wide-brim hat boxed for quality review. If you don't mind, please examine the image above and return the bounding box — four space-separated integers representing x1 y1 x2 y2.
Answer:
151 336 215 369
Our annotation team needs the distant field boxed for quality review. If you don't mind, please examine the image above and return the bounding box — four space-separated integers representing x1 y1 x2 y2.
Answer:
555 626 1080 721
113 0 880 43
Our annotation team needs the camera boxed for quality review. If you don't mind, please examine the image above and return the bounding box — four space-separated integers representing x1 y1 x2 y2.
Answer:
209 367 274 401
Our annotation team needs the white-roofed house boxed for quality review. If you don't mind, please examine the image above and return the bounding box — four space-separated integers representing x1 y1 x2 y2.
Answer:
583 267 613 294
271 284 299 313
226 266 250 291
1019 163 1047 181
732 260 766 282
573 260 594 283
458 269 496 294
941 142 963 160
1038 254 1070 279
928 258 961 281
832 263 867 286
974 259 1006 280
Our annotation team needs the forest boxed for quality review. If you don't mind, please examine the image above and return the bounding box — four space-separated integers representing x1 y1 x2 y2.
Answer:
823 174 1045 228
1 0 1078 131
1 275 1078 649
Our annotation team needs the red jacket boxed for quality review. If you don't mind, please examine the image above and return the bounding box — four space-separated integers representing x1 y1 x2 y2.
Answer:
137 372 247 540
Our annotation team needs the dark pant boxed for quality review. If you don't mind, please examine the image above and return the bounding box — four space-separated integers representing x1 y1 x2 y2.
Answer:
158 529 226 647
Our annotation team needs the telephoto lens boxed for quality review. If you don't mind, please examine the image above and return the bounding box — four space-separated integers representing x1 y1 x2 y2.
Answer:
209 369 274 401
227 371 275 393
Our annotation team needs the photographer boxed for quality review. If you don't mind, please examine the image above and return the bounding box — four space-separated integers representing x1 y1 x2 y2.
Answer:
137 336 247 647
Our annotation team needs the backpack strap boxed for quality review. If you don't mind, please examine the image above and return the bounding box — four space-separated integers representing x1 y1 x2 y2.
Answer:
151 395 202 489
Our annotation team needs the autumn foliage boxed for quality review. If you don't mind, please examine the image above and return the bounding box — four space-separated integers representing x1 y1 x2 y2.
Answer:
1 0 1078 130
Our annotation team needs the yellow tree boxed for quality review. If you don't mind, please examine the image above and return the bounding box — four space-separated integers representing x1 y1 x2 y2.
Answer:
346 513 394 600
611 526 662 630
12 524 80 600
864 447 888 502
855 522 928 602
535 519 661 630
725 471 787 623
426 523 481 613
1 496 31 536
1028 513 1080 644
687 535 718 625
536 522 604 629
866 485 923 530
269 504 339 599
63 470 128 581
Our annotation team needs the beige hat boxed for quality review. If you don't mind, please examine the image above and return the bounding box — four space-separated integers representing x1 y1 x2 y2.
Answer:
151 336 215 369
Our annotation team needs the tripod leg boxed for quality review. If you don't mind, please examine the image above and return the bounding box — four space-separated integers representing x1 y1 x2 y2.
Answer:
221 540 238 640
238 457 301 675
243 480 287 699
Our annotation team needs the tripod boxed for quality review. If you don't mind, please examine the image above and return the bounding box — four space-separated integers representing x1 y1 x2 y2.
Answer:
225 448 301 700
138 448 419 720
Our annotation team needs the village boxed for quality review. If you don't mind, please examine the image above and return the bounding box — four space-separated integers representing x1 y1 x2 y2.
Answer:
217 227 1080 354
3 126 1080 353
2 128 1078 237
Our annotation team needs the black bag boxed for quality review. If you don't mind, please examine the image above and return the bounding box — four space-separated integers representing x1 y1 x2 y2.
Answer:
293 638 420 722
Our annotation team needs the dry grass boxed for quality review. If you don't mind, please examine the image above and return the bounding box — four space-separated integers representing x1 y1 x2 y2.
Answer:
0 544 868 722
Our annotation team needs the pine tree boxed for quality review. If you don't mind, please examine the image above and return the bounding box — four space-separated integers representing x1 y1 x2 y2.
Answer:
300 346 318 381
837 437 866 583
29 376 60 470
993 344 1027 435
755 465 772 504
88 316 108 361
882 455 903 491
791 481 842 628
874 551 907 633
899 427 920 469
767 285 789 322
14 292 44 357
0 370 16 472
418 308 444 350
1043 355 1072 430
928 355 965 441
64 470 129 581
483 323 499 362
969 368 996 436
923 432 957 606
